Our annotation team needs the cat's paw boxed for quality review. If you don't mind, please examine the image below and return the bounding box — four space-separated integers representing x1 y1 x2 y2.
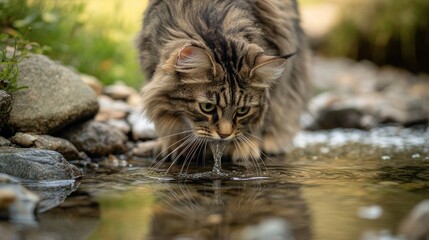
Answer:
132 140 162 157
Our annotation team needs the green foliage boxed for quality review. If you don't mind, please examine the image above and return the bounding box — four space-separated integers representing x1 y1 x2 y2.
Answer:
319 0 429 72
0 33 30 93
0 0 143 88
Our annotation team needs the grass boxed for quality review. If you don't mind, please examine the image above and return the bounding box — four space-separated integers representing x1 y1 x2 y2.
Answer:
0 33 31 94
1 0 149 89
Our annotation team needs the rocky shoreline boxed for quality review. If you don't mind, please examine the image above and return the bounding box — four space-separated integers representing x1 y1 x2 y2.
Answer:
0 52 428 223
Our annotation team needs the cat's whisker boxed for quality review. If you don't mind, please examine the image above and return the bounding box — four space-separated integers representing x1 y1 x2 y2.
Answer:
164 136 198 174
151 134 196 174
149 134 194 172
236 135 264 175
242 133 271 170
151 134 192 165
190 137 208 171
233 138 253 174
239 135 267 174
181 136 203 174
156 130 194 141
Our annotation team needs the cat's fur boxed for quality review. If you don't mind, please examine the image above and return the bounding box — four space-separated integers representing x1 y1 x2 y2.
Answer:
137 0 310 166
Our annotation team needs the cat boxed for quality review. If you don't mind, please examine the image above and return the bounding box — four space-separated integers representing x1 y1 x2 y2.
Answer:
137 0 310 167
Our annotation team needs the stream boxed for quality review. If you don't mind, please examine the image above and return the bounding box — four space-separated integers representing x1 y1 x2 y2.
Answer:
6 126 429 240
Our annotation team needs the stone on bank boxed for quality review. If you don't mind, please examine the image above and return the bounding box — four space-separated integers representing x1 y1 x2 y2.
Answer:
5 53 99 134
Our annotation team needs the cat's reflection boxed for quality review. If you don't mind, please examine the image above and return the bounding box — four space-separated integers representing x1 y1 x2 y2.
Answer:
148 179 312 240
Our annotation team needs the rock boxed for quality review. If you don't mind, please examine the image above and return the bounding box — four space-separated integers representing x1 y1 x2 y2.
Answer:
308 91 427 130
105 119 131 135
398 200 429 240
57 120 128 157
6 53 99 134
104 82 138 101
308 57 429 129
0 90 12 132
80 74 104 96
10 133 86 160
0 136 12 147
95 95 131 121
0 173 39 225
0 147 82 180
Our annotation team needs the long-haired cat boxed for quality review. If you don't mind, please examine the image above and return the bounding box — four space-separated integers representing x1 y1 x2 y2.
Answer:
137 0 310 168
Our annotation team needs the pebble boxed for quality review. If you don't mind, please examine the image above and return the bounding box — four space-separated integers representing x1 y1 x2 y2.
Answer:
104 82 138 101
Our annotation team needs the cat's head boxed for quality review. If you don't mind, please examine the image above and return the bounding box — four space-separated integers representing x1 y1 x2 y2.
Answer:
141 43 293 140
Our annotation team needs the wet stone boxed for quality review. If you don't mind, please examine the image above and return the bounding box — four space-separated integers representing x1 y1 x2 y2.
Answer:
0 147 82 180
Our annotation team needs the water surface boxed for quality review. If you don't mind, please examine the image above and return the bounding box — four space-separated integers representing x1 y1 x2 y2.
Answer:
35 127 429 239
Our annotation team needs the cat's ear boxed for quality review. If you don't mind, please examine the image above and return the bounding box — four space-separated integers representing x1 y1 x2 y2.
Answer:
249 52 295 86
174 46 217 75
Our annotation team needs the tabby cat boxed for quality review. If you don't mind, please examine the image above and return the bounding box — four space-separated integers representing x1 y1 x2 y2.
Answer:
137 0 310 167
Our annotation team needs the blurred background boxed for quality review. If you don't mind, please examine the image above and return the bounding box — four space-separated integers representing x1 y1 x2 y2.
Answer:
1 0 428 89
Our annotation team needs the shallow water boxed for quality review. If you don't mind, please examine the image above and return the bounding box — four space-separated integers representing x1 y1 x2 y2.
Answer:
14 127 429 239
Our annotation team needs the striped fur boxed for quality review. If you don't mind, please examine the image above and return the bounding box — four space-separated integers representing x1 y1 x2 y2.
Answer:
137 0 310 166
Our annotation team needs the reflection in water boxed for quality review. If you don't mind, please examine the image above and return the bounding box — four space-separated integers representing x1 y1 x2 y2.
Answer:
147 179 311 240
22 179 80 212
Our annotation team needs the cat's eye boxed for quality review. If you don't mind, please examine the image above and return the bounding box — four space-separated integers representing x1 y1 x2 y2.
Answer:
200 103 216 114
236 107 250 116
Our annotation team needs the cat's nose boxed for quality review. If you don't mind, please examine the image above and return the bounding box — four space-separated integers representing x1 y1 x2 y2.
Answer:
218 120 232 139
218 132 232 139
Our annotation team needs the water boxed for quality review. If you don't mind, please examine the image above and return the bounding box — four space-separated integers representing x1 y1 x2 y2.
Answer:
209 140 227 175
6 126 429 240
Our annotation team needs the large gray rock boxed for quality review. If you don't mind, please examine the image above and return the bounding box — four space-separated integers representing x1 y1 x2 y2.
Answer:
6 53 99 134
0 147 82 180
58 120 128 157
0 90 12 132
